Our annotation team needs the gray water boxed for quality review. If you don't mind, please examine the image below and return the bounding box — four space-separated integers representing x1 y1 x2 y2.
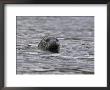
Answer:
16 16 94 74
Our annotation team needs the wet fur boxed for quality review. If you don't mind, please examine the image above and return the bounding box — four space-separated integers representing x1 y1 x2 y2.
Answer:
38 36 60 53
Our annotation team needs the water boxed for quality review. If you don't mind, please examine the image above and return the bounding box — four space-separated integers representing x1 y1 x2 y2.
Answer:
16 16 94 74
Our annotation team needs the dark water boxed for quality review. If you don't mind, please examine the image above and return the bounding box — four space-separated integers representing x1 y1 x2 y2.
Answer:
16 16 94 74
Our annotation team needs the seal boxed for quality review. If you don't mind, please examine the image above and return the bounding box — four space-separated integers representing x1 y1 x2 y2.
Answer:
38 36 60 53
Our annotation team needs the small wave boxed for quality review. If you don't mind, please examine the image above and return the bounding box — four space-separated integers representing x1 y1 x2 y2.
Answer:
60 56 73 59
57 37 65 40
27 52 39 54
40 53 60 57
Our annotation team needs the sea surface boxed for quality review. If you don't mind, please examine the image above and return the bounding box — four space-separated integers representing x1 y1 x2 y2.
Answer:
16 16 94 74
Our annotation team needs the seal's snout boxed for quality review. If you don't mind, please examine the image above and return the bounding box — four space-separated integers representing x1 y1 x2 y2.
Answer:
38 36 60 53
48 43 59 53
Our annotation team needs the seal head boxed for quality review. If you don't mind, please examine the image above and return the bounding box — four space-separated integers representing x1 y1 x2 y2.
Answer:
38 36 60 53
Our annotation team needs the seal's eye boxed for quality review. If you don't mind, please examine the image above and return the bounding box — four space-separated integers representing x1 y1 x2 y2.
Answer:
46 38 50 42
56 39 59 42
